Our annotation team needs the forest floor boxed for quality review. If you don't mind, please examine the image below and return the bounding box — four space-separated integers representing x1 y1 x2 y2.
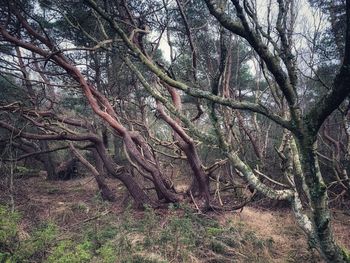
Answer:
1 175 350 263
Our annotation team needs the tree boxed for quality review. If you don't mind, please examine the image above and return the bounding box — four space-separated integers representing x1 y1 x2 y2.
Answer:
84 0 350 260
0 0 349 261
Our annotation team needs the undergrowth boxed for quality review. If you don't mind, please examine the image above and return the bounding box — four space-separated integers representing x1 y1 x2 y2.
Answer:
0 205 57 262
0 204 275 263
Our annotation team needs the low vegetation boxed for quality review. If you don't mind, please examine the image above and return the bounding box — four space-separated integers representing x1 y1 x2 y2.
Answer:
0 203 274 263
2 175 343 263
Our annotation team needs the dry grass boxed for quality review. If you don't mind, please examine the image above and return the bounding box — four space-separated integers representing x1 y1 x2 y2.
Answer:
224 207 321 262
1 175 350 263
221 206 350 262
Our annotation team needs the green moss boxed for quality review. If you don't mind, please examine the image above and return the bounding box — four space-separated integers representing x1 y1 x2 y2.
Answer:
341 247 350 262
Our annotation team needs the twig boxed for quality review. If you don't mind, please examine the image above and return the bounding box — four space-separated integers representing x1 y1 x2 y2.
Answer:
189 190 202 214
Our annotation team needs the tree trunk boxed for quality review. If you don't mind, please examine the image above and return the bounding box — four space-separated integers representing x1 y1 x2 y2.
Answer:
125 132 180 203
181 141 210 206
91 148 116 202
55 156 78 180
117 172 156 208
297 137 350 263
94 140 156 208
157 86 210 206
40 140 58 180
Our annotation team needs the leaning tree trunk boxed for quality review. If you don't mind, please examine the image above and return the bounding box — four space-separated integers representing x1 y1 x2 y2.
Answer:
158 86 211 206
178 138 210 205
69 142 116 202
125 132 180 203
91 148 116 202
94 139 156 208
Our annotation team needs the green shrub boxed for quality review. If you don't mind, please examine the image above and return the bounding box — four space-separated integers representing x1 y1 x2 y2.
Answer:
47 240 93 263
0 205 20 262
96 242 117 263
210 239 226 254
207 227 224 236
0 203 277 262
15 222 57 261
0 206 58 262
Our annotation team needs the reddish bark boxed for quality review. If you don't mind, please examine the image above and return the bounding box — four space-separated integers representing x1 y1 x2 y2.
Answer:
0 20 180 204
91 148 117 202
157 85 211 207
93 139 156 208
0 120 155 207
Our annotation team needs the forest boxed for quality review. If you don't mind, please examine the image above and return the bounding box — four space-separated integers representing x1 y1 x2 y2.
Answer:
0 0 349 262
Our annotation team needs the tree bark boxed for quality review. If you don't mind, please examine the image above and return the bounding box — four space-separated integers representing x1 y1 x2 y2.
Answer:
55 156 78 180
297 136 350 263
91 148 116 202
157 86 210 206
40 140 58 180
94 139 156 208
